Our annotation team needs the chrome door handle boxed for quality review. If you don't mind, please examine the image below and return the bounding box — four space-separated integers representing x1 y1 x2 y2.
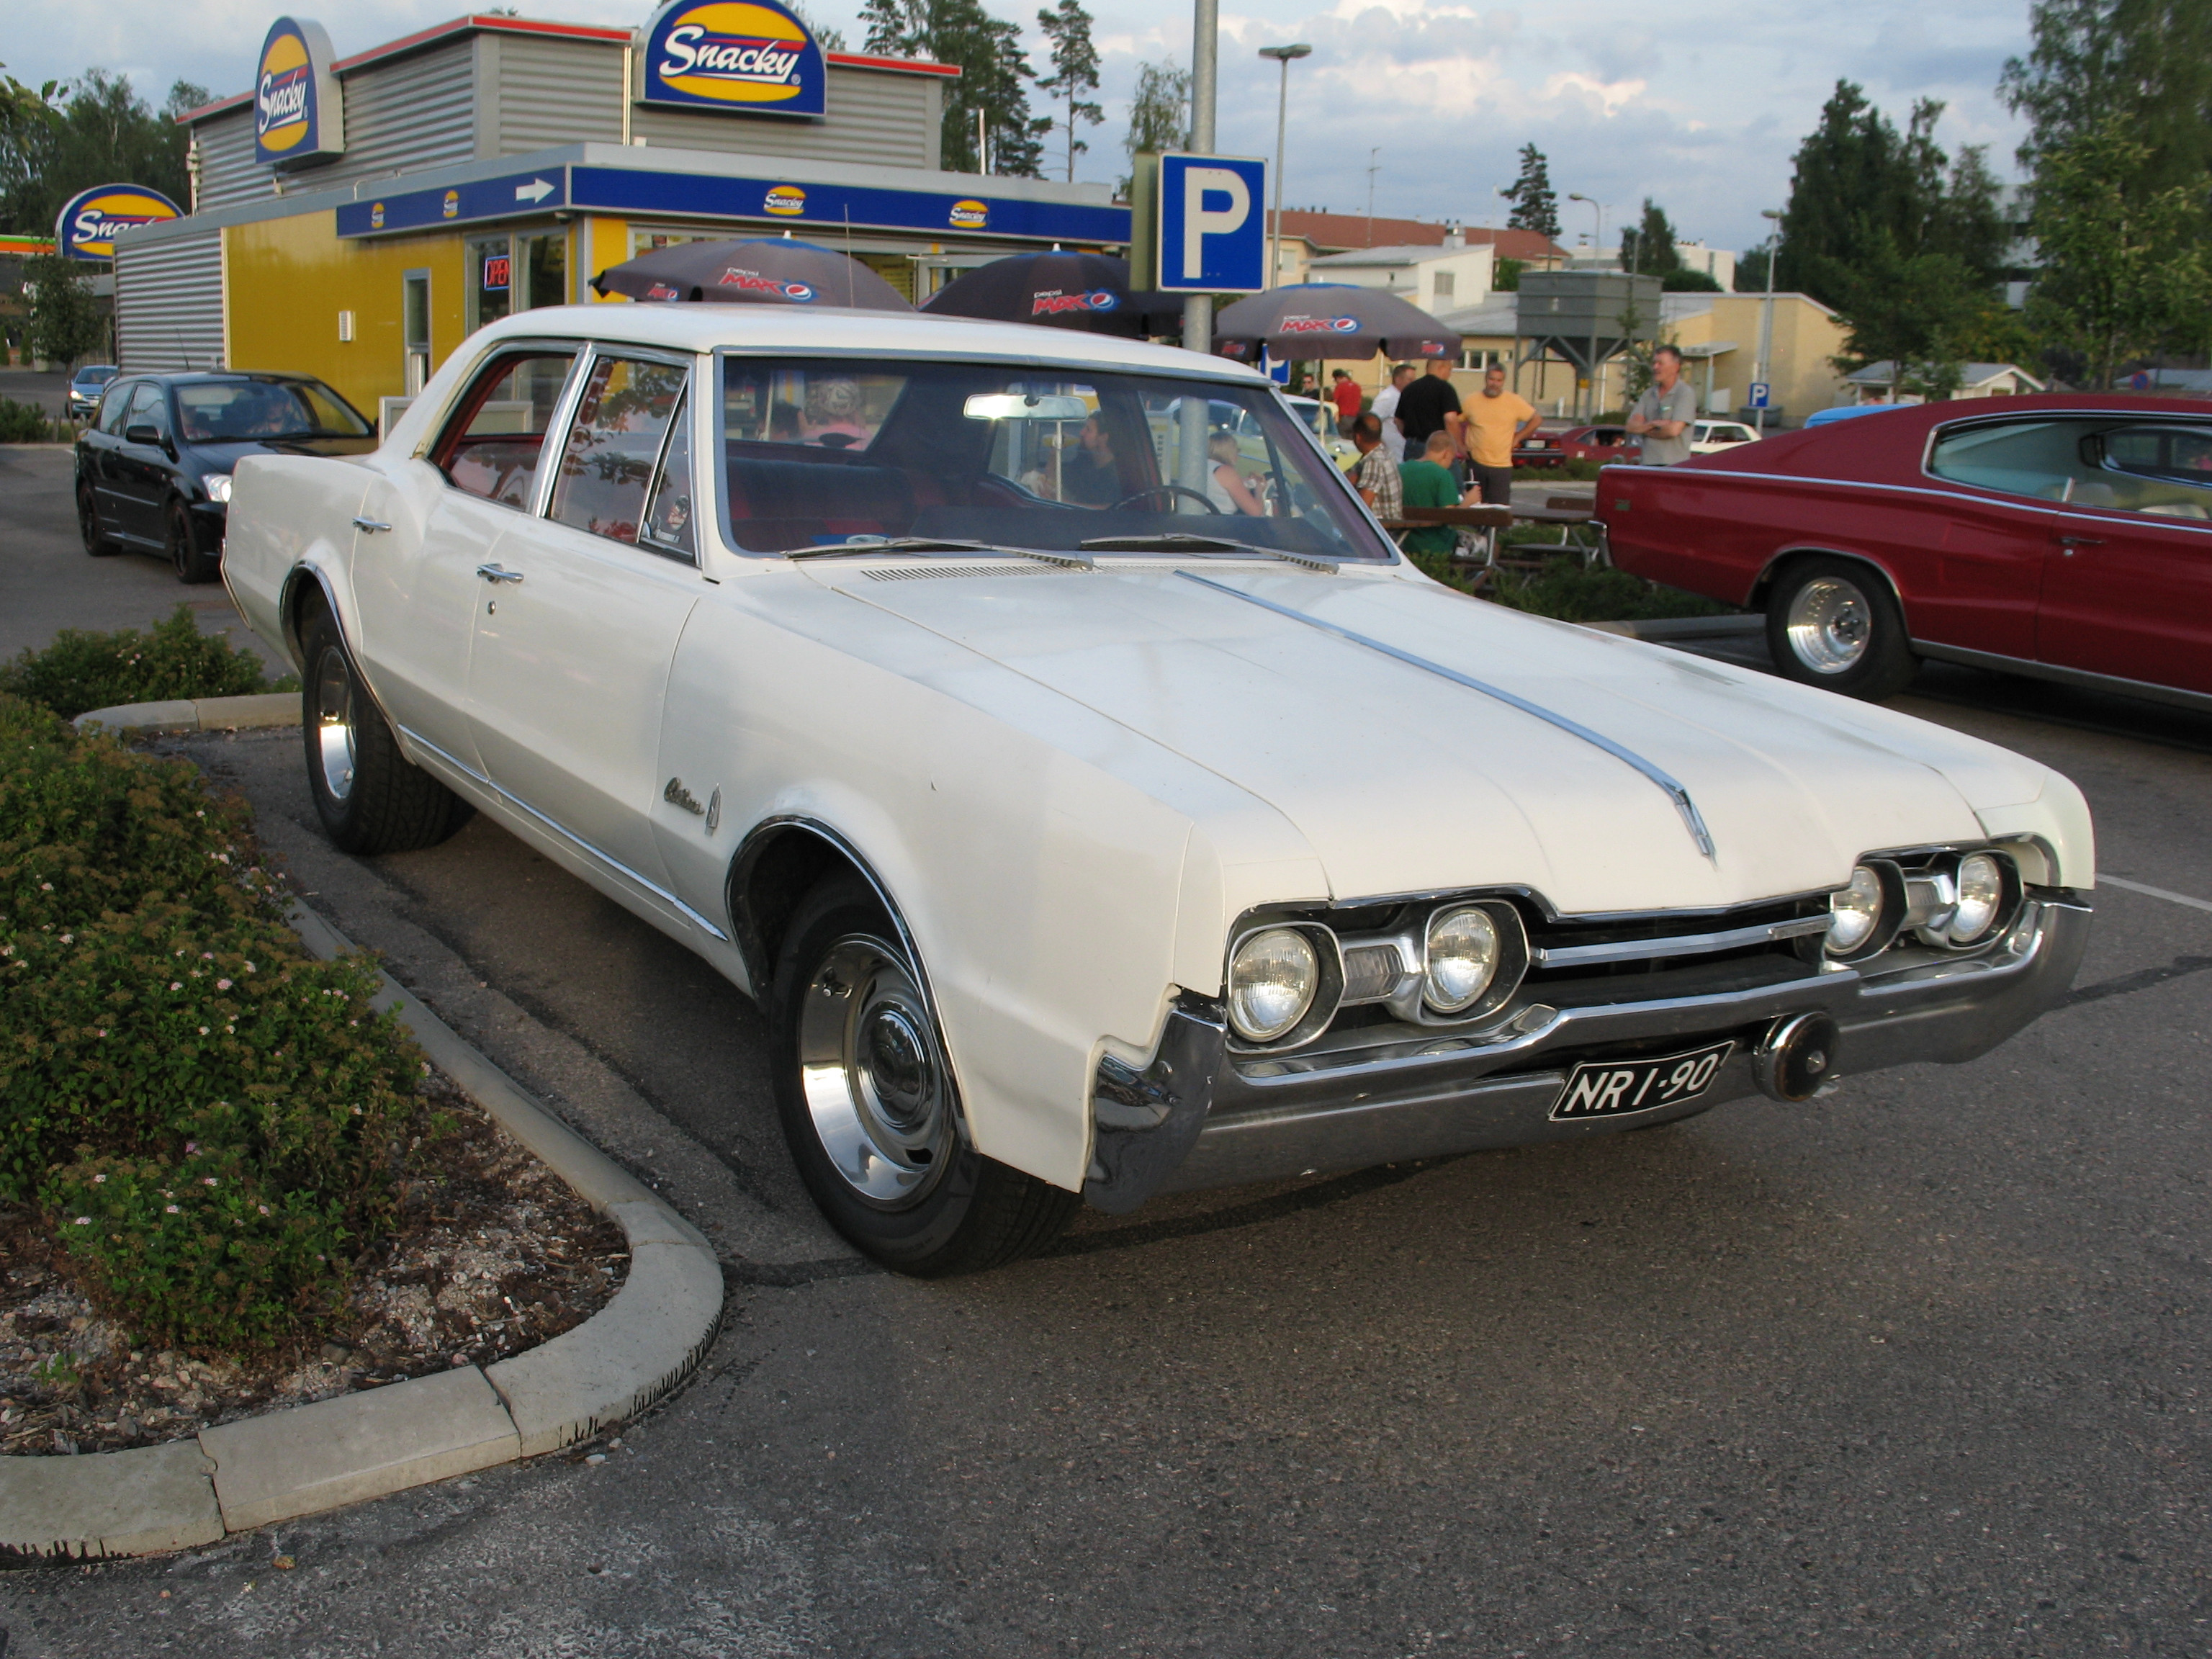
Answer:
353 516 392 534
475 563 523 583
2055 534 2103 547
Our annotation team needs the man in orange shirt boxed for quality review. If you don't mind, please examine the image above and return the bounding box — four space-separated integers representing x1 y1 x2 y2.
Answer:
1459 364 1541 504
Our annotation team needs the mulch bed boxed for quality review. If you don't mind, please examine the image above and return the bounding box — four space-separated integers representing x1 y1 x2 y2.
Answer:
0 1069 626 1458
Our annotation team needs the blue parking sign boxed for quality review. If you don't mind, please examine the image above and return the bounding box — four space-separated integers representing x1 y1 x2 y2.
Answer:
1156 154 1267 293
1748 382 1771 409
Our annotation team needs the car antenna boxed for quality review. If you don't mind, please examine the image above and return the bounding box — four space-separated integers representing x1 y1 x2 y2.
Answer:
844 207 855 307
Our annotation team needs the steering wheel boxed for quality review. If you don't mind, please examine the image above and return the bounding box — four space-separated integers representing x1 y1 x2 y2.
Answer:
1110 483 1222 513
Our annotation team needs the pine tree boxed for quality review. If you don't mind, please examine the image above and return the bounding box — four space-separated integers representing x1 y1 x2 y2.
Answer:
1498 143 1559 241
1036 0 1102 184
860 0 1048 176
1618 199 1678 276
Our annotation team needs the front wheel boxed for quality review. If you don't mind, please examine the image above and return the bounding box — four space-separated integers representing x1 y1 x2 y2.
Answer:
1764 555 1917 701
771 875 1079 1276
300 606 475 855
167 499 220 584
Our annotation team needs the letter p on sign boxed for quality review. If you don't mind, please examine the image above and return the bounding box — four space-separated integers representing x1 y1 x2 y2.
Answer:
1156 153 1267 293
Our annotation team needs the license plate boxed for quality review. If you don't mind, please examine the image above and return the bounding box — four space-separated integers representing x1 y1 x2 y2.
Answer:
1550 1040 1735 1122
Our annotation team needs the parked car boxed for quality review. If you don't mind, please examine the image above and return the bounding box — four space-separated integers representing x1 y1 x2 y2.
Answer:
1802 403 1911 428
1596 392 2212 707
76 372 374 583
1516 424 1642 467
66 363 119 421
1285 392 1360 471
1689 420 1761 455
222 306 2093 1274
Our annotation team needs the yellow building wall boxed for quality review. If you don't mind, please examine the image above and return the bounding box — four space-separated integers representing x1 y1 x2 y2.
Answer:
1665 295 1850 424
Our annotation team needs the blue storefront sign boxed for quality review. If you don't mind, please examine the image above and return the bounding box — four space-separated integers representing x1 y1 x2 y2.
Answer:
1156 154 1266 294
638 0 827 120
254 17 346 166
336 171 571 238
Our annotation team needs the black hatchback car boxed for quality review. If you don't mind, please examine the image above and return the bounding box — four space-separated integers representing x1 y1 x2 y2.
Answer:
76 372 376 582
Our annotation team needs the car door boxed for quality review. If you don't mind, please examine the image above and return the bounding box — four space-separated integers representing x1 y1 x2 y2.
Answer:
464 346 703 893
2038 421 2212 696
85 379 138 530
112 381 176 541
351 345 584 781
1917 415 2067 660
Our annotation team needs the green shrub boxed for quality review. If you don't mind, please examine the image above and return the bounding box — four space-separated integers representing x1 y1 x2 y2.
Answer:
0 693 436 1354
1411 550 1734 623
0 396 66 444
0 605 294 719
1511 458 1606 482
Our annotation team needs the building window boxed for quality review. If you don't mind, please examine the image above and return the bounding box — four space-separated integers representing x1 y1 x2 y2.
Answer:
518 231 567 310
1433 271 1455 300
403 271 432 395
469 236 513 334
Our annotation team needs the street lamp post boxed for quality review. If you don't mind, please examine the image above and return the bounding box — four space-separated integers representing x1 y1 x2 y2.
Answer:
1182 0 1218 359
1568 192 1604 419
1755 207 1783 435
1257 44 1311 292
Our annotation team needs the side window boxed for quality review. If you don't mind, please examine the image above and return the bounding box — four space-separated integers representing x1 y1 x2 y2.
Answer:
2090 425 2212 521
96 383 136 436
127 382 170 439
1930 418 2090 501
639 390 695 558
547 355 687 546
430 351 577 508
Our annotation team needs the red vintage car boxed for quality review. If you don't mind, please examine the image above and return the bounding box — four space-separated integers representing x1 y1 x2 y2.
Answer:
1596 394 2212 708
1516 423 1643 469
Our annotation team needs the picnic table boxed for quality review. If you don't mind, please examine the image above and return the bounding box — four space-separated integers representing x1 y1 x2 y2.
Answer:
1376 497 1604 567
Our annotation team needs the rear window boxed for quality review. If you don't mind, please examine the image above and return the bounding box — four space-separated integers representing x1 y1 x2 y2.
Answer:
1932 416 2212 518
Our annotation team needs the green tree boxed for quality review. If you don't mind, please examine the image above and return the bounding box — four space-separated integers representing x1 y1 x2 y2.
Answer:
1617 198 1678 276
1498 143 1559 240
1662 267 1722 292
1118 57 1189 196
1035 0 1102 183
860 0 1048 174
22 254 104 367
0 71 204 238
1491 256 1524 292
785 0 847 50
2000 0 2212 193
2025 117 2208 387
1733 239 1774 292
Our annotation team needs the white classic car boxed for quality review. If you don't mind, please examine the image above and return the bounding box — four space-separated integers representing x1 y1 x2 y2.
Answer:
222 305 2095 1274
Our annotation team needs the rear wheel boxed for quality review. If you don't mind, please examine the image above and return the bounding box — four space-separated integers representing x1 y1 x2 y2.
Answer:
771 874 1079 1276
167 499 220 584
78 482 119 557
300 606 474 854
1764 555 1917 701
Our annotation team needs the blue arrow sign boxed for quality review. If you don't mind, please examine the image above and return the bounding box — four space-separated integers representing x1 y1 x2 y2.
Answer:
338 170 569 237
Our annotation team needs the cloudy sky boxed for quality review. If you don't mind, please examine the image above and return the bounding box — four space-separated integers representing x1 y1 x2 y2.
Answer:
8 0 2036 254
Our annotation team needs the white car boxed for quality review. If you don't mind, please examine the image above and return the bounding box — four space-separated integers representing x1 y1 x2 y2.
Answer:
1284 393 1360 470
222 305 2094 1274
1691 420 1763 454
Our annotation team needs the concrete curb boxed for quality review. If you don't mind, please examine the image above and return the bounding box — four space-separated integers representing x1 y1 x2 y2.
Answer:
1579 613 1763 641
73 692 299 737
1 905 724 1561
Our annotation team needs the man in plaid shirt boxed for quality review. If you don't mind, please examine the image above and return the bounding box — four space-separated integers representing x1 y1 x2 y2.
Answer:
1349 413 1401 519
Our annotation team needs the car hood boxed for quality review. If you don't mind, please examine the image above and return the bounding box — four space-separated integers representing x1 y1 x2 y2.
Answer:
810 562 2059 914
187 435 377 469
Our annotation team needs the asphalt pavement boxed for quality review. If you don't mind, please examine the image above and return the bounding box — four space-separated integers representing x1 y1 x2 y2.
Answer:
3 462 2209 1658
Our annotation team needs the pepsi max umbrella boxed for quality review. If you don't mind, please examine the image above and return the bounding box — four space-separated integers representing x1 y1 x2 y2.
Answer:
591 236 912 310
1211 282 1460 361
920 251 1183 336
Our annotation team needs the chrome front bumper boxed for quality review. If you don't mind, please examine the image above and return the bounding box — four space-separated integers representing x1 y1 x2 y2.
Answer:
1084 894 2090 1212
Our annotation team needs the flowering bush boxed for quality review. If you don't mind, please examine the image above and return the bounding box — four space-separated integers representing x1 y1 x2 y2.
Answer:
0 693 440 1352
0 605 292 720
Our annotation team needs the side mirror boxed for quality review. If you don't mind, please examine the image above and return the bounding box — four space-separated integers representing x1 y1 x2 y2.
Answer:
125 423 162 446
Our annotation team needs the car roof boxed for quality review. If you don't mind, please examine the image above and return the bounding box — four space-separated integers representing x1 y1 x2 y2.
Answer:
464 302 1278 385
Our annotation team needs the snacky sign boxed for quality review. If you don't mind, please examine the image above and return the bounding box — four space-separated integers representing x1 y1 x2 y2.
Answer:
253 17 346 166
640 0 828 119
53 185 184 261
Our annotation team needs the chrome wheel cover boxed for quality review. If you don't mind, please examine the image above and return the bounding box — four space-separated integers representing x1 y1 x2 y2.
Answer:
1784 575 1873 675
313 645 358 803
796 932 956 1208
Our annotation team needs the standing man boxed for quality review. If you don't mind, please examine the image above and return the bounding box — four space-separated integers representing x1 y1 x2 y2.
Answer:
1625 343 1699 466
1371 361 1416 462
1393 356 1463 470
1348 412 1401 520
1460 363 1542 505
1328 368 1364 434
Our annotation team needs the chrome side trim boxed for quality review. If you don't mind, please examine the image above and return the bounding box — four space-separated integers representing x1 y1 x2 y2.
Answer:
397 724 730 943
1176 571 1719 861
1911 640 2212 716
1534 914 1830 968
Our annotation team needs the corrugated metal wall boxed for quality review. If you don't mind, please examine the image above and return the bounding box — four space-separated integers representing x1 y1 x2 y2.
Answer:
114 230 225 373
192 113 266 212
630 66 942 170
490 33 626 153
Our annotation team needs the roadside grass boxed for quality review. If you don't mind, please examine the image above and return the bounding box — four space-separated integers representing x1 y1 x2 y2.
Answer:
1411 547 1737 624
0 693 446 1355
0 397 71 444
0 606 298 721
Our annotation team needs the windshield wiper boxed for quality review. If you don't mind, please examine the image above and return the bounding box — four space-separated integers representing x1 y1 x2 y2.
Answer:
787 537 1092 568
1077 532 1339 572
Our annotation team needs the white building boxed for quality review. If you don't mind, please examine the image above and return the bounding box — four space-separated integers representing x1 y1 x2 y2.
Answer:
1306 236 1496 313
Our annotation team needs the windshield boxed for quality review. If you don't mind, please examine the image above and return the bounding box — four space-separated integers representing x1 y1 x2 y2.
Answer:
716 356 1393 561
74 366 117 387
175 379 370 442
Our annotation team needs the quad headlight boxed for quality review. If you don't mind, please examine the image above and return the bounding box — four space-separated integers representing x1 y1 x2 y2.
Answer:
1825 864 1887 956
1424 905 1501 1014
1227 927 1321 1043
1945 851 2005 945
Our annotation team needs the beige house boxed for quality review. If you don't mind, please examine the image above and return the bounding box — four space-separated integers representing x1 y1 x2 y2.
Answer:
1845 361 2048 401
1660 292 1853 425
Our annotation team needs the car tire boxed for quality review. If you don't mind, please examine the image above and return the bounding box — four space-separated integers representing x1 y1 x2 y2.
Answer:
166 499 220 585
300 606 475 855
78 482 120 557
1764 555 1917 701
770 873 1079 1277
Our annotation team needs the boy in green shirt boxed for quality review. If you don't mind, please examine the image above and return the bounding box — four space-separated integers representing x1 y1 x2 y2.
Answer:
1398 431 1471 557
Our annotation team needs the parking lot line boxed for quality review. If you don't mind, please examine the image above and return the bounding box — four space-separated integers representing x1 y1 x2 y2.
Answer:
2102 874 2212 915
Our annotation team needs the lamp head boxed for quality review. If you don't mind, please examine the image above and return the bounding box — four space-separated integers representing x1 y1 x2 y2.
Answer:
1259 42 1313 60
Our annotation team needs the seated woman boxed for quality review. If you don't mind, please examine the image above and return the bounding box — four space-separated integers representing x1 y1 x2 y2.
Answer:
1206 430 1268 516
